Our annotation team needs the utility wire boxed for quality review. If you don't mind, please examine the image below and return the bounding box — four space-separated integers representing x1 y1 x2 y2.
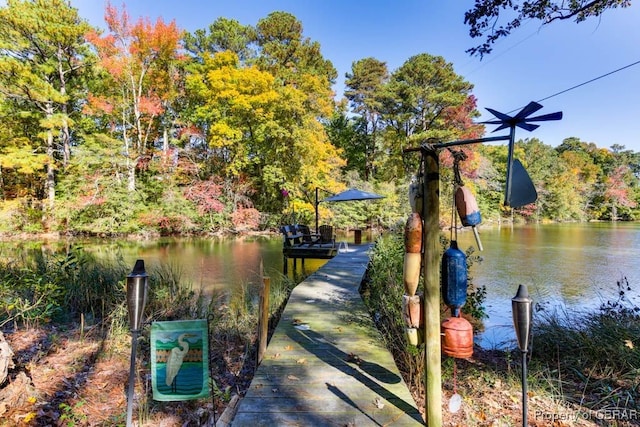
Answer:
504 58 640 114
460 19 540 78
536 59 640 104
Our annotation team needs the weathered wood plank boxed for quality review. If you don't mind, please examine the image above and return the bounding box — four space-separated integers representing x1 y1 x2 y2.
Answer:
231 245 423 426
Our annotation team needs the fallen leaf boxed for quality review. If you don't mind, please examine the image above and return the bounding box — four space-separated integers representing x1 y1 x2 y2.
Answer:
346 353 362 364
625 339 634 349
284 345 294 351
271 353 281 359
287 375 300 381
373 397 384 409
296 358 307 364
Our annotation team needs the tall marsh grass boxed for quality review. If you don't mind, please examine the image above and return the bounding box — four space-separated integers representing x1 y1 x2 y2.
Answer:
0 244 303 425
530 277 640 412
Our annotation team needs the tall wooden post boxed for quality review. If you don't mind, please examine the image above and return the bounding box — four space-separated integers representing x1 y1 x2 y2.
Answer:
257 276 271 364
422 147 442 426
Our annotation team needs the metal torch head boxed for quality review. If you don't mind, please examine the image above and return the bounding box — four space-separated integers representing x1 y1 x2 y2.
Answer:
512 284 533 353
126 259 148 332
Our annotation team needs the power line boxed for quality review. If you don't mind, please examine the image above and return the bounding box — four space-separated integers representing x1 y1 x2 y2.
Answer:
458 18 539 78
501 58 640 115
535 59 640 104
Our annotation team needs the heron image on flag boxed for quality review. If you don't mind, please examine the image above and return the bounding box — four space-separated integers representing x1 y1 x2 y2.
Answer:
151 319 209 401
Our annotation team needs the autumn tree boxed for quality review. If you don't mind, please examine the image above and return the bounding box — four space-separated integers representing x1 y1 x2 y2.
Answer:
252 12 344 212
85 3 183 191
0 0 93 219
557 149 601 216
184 51 279 178
0 100 49 203
475 144 507 220
603 165 637 220
465 0 632 57
375 53 479 179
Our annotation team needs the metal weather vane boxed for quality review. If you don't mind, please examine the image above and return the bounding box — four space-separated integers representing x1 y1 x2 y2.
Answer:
402 100 562 426
483 101 563 207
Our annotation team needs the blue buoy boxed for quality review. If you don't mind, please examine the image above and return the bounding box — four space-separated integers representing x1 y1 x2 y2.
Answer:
441 241 467 316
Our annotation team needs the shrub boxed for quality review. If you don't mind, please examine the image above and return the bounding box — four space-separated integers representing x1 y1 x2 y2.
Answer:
231 207 261 231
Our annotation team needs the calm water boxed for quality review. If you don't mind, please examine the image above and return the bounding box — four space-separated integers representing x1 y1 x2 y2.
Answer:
5 224 639 348
80 235 331 291
455 222 640 348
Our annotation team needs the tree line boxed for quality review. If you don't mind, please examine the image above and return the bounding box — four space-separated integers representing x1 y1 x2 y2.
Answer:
0 0 637 236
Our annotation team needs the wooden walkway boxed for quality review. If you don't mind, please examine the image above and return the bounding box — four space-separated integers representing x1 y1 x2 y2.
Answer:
230 244 424 426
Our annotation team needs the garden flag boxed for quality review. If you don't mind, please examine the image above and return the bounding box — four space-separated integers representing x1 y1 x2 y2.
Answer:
151 319 209 401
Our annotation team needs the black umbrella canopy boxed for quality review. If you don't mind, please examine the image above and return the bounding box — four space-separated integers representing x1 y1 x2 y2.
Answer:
322 188 385 202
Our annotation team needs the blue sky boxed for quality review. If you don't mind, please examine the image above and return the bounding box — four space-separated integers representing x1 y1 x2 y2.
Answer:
72 1 640 152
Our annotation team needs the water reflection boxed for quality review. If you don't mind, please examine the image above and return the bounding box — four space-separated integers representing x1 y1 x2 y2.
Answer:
1 224 638 349
457 222 640 348
92 236 329 292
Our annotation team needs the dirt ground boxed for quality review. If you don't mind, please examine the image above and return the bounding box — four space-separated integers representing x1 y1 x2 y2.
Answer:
1 326 635 426
1 326 222 426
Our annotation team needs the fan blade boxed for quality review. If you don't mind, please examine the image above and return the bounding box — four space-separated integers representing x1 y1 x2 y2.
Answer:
526 111 563 122
492 123 512 132
513 101 543 120
516 122 539 132
481 119 505 125
485 107 513 121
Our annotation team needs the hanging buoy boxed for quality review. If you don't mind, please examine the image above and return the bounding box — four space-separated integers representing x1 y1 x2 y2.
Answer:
402 294 422 328
455 186 483 251
441 315 473 358
403 212 422 296
441 240 467 317
405 327 420 346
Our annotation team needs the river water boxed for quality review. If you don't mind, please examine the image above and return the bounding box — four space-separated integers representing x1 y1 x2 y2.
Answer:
455 222 640 348
6 223 639 349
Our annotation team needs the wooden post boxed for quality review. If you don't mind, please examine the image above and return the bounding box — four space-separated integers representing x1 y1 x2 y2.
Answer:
257 276 271 364
422 147 442 426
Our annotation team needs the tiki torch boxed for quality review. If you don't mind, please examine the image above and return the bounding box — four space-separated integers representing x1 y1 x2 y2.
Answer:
512 284 533 427
126 260 148 427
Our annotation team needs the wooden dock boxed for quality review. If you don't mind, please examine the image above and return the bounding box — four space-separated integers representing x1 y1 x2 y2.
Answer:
230 244 424 426
282 243 338 274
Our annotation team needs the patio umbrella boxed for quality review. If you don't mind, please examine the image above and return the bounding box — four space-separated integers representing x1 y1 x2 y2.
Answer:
315 188 385 233
322 188 385 203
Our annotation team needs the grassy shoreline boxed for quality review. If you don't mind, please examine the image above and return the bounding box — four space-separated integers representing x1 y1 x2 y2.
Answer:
1 237 639 426
0 248 298 425
362 234 640 426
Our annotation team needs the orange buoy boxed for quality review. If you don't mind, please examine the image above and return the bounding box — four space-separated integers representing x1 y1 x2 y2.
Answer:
455 186 483 251
402 294 422 328
441 315 473 359
404 212 422 253
403 213 422 296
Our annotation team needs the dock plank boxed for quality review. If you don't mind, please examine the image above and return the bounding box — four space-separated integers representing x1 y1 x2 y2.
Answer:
231 244 423 426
